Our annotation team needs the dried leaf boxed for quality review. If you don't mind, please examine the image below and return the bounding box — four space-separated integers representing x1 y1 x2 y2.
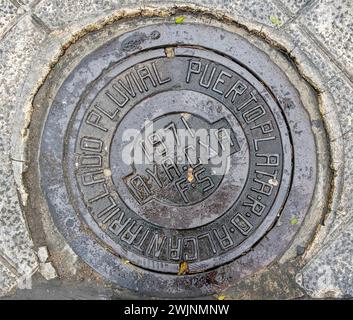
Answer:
165 47 175 58
187 167 194 182
178 261 189 275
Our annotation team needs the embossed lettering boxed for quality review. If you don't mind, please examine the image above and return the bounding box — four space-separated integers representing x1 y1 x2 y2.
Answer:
186 60 201 83
121 221 143 244
253 136 276 152
212 70 232 94
213 225 234 250
81 170 105 186
243 105 266 123
147 233 166 258
169 237 182 260
256 153 279 166
243 195 266 216
225 80 247 102
86 110 108 132
80 137 103 153
108 211 131 236
231 213 253 235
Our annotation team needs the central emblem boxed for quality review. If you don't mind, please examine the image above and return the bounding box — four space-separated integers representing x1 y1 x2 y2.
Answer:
122 112 240 207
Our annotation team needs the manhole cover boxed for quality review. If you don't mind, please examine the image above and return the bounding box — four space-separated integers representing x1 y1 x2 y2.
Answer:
34 21 317 296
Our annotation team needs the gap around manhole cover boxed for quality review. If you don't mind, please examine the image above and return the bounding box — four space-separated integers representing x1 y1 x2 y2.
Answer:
24 14 330 298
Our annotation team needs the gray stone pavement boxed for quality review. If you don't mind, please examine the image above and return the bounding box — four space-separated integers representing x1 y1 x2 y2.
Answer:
0 0 352 299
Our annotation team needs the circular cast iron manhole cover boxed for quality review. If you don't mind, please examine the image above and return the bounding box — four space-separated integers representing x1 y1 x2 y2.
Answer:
69 51 291 274
37 22 317 296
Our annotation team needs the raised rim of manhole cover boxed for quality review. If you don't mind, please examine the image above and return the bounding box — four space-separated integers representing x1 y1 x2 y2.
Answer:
30 20 319 297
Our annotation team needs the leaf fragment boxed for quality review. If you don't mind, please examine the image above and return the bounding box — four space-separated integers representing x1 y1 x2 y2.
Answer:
175 16 185 24
269 15 282 26
178 261 189 275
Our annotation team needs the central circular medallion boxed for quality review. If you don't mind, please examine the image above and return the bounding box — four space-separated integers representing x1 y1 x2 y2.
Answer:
109 90 249 229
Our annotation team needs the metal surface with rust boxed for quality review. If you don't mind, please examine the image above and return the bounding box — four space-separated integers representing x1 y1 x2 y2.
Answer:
35 22 316 297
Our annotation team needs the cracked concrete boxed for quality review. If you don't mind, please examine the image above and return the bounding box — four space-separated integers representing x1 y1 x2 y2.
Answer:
0 0 353 299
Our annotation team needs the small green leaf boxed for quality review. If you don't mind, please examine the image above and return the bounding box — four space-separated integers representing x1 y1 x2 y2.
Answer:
290 217 298 225
175 16 185 24
269 15 282 26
